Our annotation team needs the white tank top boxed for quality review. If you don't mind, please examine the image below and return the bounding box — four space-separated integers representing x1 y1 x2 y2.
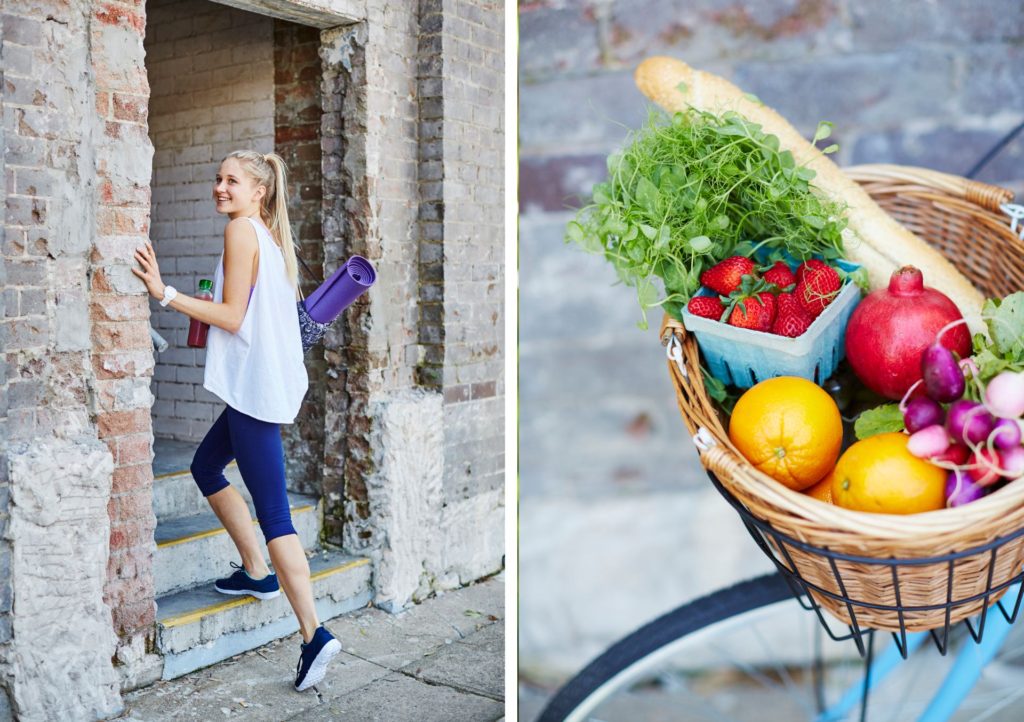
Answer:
203 216 308 424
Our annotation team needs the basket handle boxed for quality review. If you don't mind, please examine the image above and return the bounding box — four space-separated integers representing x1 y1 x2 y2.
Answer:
659 314 687 346
845 163 1014 213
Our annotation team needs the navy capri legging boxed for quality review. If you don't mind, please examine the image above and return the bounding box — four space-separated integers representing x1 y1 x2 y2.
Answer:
190 405 297 543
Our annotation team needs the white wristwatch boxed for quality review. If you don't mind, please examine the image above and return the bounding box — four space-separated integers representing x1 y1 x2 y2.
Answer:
159 285 178 307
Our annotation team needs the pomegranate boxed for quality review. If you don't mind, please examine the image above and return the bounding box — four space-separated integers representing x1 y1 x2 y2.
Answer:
844 266 971 400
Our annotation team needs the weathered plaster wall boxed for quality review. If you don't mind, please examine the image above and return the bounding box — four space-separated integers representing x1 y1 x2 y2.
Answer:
146 0 275 442
6 439 123 721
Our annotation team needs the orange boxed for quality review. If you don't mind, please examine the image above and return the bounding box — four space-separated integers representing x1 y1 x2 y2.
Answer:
728 376 843 491
804 468 836 504
831 432 946 514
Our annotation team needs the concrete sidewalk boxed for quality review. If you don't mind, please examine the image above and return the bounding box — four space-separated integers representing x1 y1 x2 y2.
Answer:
116 574 505 722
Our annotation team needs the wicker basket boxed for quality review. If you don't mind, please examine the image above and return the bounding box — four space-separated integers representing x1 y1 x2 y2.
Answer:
662 164 1024 635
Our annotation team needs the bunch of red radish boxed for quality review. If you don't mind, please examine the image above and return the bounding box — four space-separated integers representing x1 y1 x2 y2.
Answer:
902 326 1024 507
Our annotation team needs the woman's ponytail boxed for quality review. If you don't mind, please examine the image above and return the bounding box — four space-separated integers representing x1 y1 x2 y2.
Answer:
262 153 300 294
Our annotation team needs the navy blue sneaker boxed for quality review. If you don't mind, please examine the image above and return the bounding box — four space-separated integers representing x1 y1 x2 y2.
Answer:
294 625 342 691
213 562 281 600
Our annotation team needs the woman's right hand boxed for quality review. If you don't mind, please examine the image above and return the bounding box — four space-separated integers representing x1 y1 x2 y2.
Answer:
132 241 167 300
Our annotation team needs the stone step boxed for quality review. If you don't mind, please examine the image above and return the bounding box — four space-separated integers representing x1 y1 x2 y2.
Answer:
156 549 373 681
153 463 253 520
154 492 320 597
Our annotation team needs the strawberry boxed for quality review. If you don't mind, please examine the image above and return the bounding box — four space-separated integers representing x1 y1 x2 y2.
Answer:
795 258 828 284
700 256 756 296
795 264 842 317
771 292 814 337
687 295 726 321
762 261 796 290
728 291 776 332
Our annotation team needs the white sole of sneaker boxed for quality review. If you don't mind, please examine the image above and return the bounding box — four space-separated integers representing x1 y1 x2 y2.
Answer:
213 586 281 600
295 638 342 692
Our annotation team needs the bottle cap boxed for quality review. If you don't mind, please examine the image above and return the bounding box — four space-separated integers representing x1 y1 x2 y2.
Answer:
198 279 213 291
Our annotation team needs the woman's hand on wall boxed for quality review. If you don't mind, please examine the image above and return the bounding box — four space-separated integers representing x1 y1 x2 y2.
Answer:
132 241 167 300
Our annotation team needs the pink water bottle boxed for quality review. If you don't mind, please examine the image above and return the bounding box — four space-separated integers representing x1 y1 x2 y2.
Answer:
187 279 214 348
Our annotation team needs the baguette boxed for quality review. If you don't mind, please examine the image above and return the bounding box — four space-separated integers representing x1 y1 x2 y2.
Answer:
634 56 986 333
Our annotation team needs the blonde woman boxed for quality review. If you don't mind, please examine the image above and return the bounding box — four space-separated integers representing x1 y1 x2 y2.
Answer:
133 150 340 691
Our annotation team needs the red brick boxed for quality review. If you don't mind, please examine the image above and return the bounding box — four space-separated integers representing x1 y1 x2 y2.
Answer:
108 523 135 553
92 349 154 380
111 600 155 636
95 90 111 117
93 320 151 353
112 489 153 523
96 207 149 236
93 377 152 412
444 384 470 404
91 267 114 293
90 293 149 322
471 381 496 399
97 407 150 438
107 546 150 582
116 432 152 466
276 124 318 144
94 3 144 33
109 520 152 553
113 93 147 123
111 463 151 494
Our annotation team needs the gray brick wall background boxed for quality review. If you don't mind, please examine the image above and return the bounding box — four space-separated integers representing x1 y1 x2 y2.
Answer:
519 0 1024 680
439 0 504 504
0 11 9 705
145 0 275 442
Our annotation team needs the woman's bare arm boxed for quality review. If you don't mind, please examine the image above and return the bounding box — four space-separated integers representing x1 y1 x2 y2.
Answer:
133 217 258 334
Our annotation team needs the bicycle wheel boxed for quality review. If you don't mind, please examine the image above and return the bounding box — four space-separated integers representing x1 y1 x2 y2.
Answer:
534 573 1024 722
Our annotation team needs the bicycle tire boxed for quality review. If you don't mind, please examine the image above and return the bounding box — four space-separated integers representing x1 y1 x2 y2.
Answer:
536 572 794 722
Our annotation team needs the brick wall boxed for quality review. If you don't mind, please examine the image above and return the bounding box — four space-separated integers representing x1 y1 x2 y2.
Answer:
0 10 9 711
416 0 445 391
1 0 157 694
438 0 505 504
145 0 275 442
275 20 326 497
91 0 159 681
321 4 427 542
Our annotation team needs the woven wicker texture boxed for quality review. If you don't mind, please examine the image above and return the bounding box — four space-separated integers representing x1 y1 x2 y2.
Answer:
662 164 1024 632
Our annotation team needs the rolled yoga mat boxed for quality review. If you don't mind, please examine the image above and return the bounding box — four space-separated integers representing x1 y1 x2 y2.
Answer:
303 255 376 323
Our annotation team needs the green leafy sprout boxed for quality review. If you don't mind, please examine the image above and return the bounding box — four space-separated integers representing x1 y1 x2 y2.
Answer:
565 107 849 329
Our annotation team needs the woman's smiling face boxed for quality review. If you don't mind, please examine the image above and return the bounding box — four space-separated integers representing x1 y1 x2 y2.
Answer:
213 157 265 216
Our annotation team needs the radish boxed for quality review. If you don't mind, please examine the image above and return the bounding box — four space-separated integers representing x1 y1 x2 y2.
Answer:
1002 446 1024 479
903 396 945 434
984 371 1024 419
946 468 986 507
967 447 1003 487
991 418 1023 450
947 400 995 447
907 425 950 458
931 442 970 467
921 342 965 402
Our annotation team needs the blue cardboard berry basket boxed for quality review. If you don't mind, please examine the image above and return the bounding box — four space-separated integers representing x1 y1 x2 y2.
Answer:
680 259 862 388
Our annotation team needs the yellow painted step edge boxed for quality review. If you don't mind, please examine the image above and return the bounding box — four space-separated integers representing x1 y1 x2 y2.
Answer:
153 460 238 481
157 505 315 549
160 557 371 629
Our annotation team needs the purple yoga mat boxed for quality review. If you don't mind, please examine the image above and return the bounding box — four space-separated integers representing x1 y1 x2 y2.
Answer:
304 255 376 323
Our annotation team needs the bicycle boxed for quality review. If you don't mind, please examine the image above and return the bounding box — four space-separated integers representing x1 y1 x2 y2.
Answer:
535 467 1024 722
535 132 1024 722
